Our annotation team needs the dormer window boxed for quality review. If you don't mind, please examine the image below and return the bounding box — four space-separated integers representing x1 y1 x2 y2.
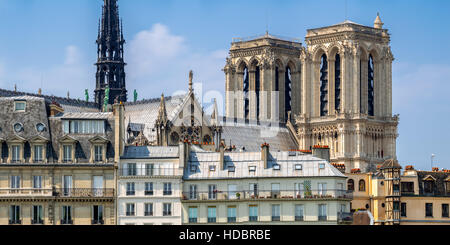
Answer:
445 178 450 195
209 165 216 172
29 135 49 164
63 145 73 163
228 166 235 172
94 145 103 162
62 120 105 134
295 164 303 171
249 166 256 172
273 164 281 170
11 145 21 163
423 175 436 194
34 145 43 163
319 163 325 169
89 136 108 163
14 101 26 112
36 123 46 133
13 123 23 133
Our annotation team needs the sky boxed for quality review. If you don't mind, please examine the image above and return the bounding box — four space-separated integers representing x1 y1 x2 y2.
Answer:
0 0 449 171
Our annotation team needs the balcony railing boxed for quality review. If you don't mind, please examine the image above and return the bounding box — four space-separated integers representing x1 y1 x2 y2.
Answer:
338 212 353 223
249 216 258 222
0 188 53 196
228 217 237 223
189 218 198 223
318 216 328 221
272 216 280 221
53 188 115 198
295 216 304 221
120 168 181 177
182 189 352 201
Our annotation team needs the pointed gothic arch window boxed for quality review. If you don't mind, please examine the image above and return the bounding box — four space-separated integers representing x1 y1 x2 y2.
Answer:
285 66 292 120
320 54 329 117
243 66 249 120
335 54 341 113
275 67 279 92
255 66 261 121
368 55 375 116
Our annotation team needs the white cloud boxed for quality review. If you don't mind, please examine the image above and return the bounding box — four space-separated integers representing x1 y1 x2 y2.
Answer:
126 23 227 114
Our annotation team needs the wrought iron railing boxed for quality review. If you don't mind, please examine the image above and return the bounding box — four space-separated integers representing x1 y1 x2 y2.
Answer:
182 189 352 201
53 188 115 198
119 168 181 177
0 188 53 196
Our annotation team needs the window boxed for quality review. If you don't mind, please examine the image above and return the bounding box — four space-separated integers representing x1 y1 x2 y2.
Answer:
145 164 154 176
163 183 172 196
63 175 72 196
10 205 21 224
367 55 375 116
271 183 280 198
34 145 44 162
12 145 21 162
63 145 73 162
335 54 341 113
249 206 258 222
145 203 153 216
126 203 135 216
36 123 46 132
61 206 72 224
145 182 154 196
32 205 43 225
228 166 235 172
127 163 137 176
272 205 280 221
401 182 414 194
295 164 302 170
189 207 198 223
14 101 26 112
92 205 104 225
273 164 281 170
126 182 135 196
426 203 433 217
318 204 327 221
163 203 172 216
33 176 42 189
424 181 434 194
359 180 366 192
228 184 237 200
318 183 327 196
249 183 258 197
189 185 197 199
209 165 216 172
295 183 304 198
249 166 256 172
393 201 400 211
208 207 216 223
401 203 407 217
94 145 103 162
65 120 105 134
228 206 237 223
446 181 450 195
10 176 20 189
208 185 217 200
347 179 354 191
295 205 304 221
319 163 325 169
442 204 449 218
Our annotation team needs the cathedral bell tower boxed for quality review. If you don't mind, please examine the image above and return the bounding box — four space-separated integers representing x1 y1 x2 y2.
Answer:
95 0 127 110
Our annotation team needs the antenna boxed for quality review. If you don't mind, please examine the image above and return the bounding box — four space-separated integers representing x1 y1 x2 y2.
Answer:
345 0 348 21
265 9 269 35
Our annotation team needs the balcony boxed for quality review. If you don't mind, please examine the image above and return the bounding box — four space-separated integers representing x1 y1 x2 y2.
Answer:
249 216 258 222
120 168 181 177
53 188 115 198
271 216 280 222
228 217 236 223
0 188 53 197
189 218 198 223
182 189 353 202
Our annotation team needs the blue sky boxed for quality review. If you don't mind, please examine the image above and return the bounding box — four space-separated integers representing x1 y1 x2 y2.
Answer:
0 0 449 171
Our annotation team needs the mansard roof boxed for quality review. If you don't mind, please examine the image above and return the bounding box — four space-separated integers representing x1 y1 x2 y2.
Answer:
121 146 179 159
0 88 99 113
417 171 450 196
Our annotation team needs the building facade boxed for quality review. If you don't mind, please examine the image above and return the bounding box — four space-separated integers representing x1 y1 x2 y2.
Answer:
118 145 183 225
0 96 125 225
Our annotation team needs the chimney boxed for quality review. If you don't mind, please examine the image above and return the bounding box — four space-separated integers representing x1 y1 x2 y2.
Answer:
261 143 269 169
220 140 225 170
49 102 64 117
312 145 330 162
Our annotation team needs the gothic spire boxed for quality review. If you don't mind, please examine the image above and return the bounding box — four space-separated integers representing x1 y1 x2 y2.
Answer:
95 0 127 109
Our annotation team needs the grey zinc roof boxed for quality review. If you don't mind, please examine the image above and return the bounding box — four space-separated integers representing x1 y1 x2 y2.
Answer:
220 119 298 152
185 151 345 180
124 94 186 143
121 146 179 159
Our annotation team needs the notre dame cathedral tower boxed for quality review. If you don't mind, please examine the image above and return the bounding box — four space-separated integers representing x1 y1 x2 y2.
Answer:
95 0 127 109
225 14 399 173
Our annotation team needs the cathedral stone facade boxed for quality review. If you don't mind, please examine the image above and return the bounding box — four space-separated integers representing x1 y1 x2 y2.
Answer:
225 14 399 173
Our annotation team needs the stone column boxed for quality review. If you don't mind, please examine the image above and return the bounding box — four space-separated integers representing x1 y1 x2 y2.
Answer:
313 61 321 118
291 69 301 118
328 57 336 116
301 57 309 117
353 51 361 114
249 70 257 121
278 68 286 121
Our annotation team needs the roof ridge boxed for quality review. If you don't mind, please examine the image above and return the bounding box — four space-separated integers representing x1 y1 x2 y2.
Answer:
0 88 98 107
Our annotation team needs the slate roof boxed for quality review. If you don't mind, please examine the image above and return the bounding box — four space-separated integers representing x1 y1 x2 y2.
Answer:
60 112 112 120
417 171 450 197
185 150 345 180
124 94 186 143
121 146 179 159
219 117 298 152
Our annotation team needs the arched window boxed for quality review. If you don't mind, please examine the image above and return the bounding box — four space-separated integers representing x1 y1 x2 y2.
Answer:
243 66 249 120
255 66 261 120
368 55 374 116
275 67 279 92
320 54 329 117
359 180 366 192
285 66 292 120
335 54 341 113
348 179 354 191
